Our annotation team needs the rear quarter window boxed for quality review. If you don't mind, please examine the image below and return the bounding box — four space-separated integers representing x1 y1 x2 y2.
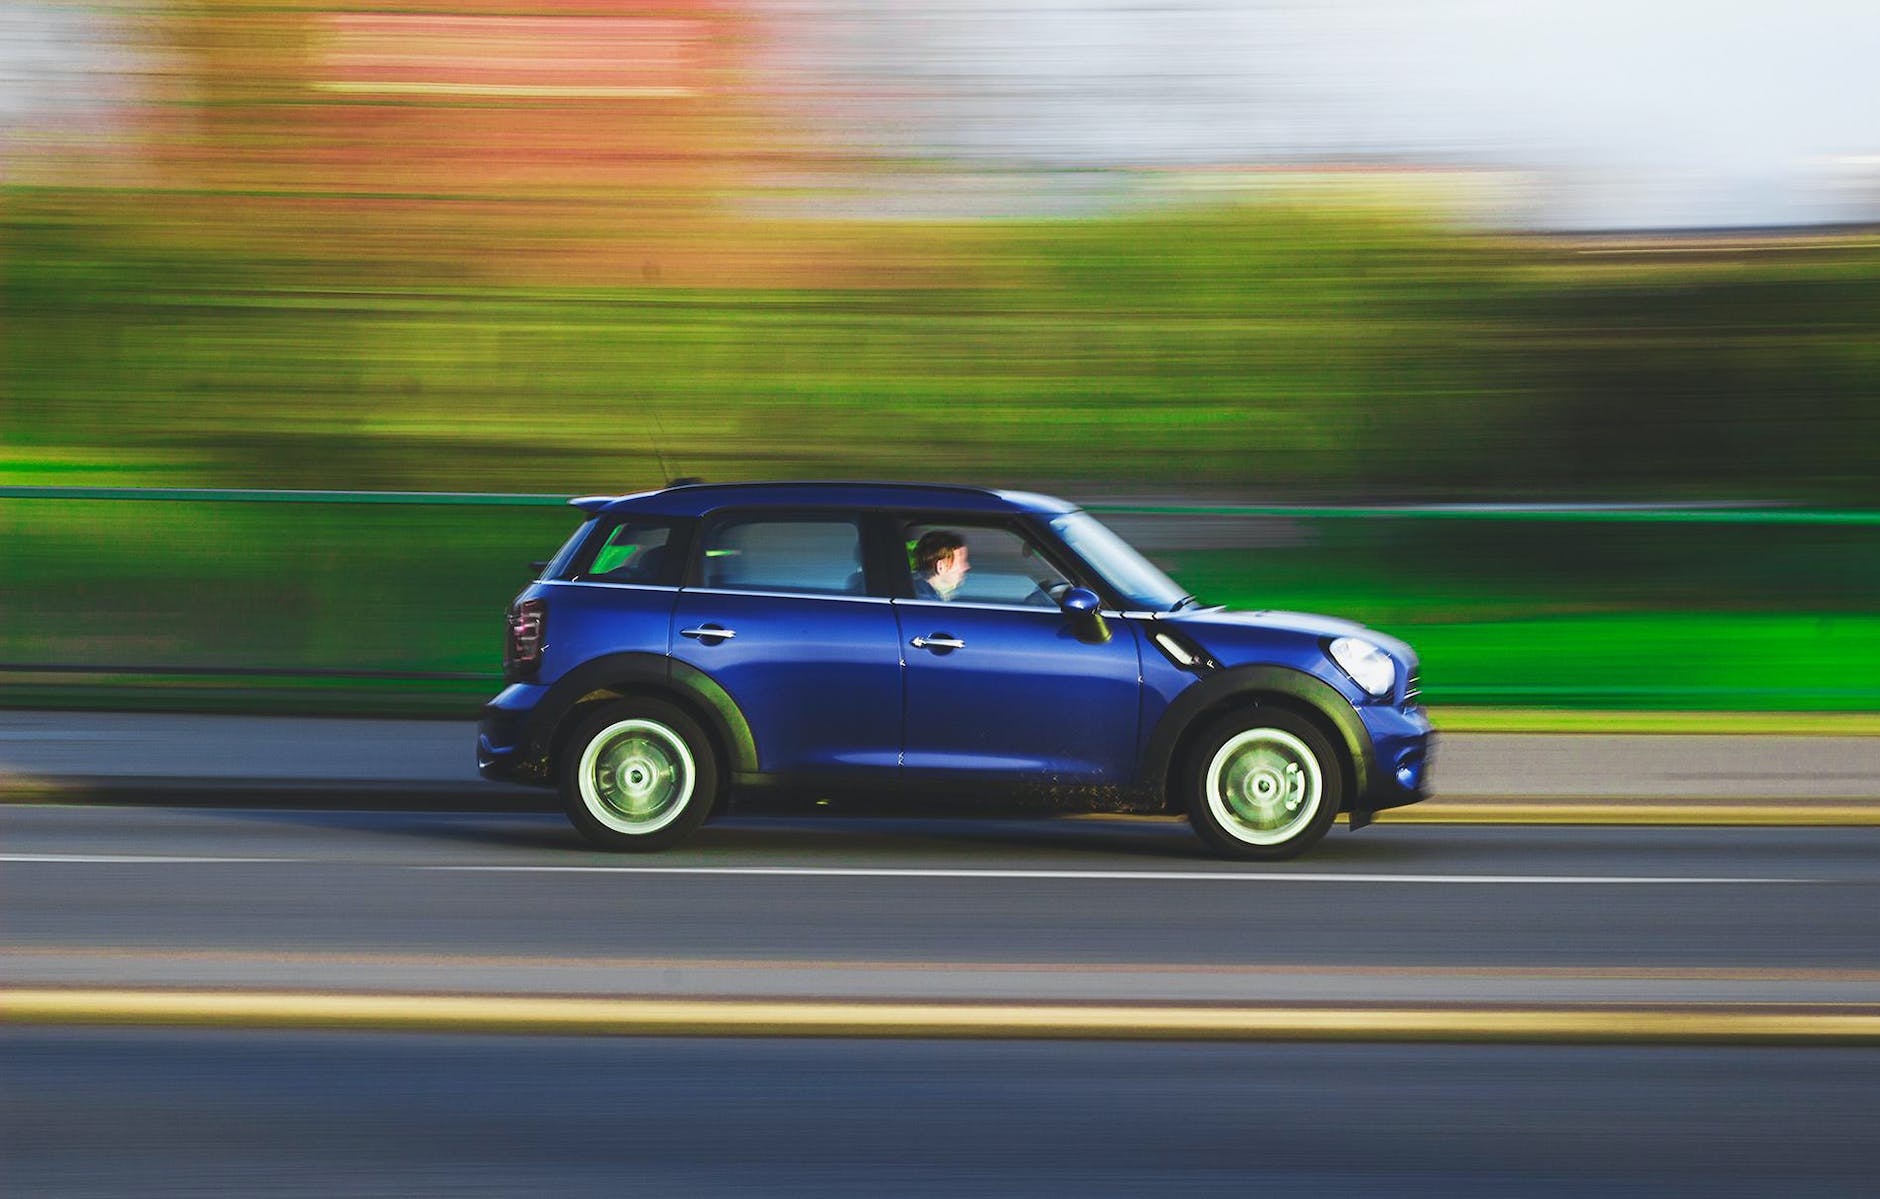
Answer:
566 519 678 584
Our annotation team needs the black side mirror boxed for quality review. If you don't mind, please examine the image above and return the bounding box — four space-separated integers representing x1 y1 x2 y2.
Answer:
1059 586 1111 644
529 559 550 577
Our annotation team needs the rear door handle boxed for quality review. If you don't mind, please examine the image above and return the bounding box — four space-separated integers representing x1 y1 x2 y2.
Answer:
680 625 737 642
910 634 965 651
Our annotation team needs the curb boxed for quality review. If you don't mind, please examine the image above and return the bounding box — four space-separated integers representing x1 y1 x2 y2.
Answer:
0 777 557 812
6 988 1880 1044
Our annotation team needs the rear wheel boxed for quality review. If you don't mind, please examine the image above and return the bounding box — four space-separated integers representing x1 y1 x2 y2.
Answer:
561 699 718 851
1184 709 1342 860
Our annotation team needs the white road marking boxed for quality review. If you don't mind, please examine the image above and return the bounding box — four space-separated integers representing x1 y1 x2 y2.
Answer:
420 865 1805 885
0 855 1810 883
0 854 297 865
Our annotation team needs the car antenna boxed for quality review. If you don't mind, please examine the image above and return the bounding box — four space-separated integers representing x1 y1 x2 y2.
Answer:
646 410 702 488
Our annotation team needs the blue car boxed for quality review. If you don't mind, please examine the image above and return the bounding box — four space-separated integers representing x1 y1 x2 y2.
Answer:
478 481 1432 859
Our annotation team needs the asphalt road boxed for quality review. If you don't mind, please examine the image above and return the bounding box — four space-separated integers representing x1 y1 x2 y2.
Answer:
7 1029 1877 1197
7 806 1880 1004
9 795 1880 1193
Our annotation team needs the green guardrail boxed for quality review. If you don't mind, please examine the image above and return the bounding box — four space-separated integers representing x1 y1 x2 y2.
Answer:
0 487 572 507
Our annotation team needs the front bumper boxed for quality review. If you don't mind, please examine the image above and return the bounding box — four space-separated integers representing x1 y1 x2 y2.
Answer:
1355 703 1435 813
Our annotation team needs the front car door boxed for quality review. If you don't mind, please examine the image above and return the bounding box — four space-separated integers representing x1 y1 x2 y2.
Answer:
671 512 903 777
893 517 1142 785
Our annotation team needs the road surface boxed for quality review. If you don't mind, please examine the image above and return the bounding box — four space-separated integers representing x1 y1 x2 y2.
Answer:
6 806 1878 1004
6 1029 1875 1196
5 712 1878 1194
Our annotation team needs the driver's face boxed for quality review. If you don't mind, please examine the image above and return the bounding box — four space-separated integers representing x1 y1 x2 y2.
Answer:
934 545 970 588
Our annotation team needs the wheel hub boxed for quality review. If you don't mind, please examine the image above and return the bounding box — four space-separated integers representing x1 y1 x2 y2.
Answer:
1227 752 1305 826
1205 727 1324 846
596 736 679 820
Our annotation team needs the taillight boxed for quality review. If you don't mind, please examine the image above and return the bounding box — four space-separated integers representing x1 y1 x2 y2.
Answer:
504 599 547 679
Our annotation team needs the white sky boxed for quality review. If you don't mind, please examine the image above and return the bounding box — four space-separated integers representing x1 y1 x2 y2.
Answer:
765 0 1880 227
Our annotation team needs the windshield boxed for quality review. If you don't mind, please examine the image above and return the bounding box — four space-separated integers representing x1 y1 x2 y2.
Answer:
1049 512 1190 611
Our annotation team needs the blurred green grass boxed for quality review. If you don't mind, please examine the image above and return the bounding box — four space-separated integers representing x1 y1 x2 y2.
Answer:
6 194 1877 501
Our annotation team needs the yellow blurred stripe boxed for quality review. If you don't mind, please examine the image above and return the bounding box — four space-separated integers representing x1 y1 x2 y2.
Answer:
6 989 1879 1044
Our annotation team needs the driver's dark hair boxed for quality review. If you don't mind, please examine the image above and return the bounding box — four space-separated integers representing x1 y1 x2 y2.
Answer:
913 529 966 575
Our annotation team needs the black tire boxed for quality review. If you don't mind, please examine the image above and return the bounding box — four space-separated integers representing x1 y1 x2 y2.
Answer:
560 699 719 852
1183 708 1343 861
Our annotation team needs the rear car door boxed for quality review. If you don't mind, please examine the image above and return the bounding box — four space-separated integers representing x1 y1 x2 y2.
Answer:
670 512 903 776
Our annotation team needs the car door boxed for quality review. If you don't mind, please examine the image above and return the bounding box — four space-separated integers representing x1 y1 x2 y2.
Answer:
670 512 903 776
894 518 1142 784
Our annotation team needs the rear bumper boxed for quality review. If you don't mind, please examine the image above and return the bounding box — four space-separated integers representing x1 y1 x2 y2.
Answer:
476 684 554 786
1355 704 1435 813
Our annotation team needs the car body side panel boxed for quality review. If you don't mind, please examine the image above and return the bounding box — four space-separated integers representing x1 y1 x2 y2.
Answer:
670 590 904 774
531 580 676 682
896 600 1143 783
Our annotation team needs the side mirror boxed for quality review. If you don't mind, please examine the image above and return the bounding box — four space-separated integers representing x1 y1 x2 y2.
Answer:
1059 587 1111 644
529 559 550 577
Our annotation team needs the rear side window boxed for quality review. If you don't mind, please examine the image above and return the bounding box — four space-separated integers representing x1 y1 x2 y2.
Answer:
700 517 867 596
570 519 677 584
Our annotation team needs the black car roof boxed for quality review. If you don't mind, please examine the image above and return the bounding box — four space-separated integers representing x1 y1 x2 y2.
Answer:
574 481 1080 519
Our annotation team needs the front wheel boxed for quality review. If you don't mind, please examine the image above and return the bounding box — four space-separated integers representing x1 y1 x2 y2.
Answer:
1184 709 1343 860
561 699 718 851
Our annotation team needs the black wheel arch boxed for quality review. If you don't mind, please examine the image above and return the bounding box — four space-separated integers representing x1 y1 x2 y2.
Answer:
527 653 759 794
1141 665 1373 813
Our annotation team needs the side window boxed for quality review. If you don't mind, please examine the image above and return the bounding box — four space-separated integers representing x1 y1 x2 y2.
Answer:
903 522 1072 607
701 517 867 597
573 520 675 583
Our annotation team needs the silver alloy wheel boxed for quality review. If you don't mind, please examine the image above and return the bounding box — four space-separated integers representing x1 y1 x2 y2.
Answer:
1203 727 1324 846
576 718 696 835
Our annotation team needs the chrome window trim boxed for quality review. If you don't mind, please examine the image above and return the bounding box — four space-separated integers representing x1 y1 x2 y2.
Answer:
894 597 1070 617
679 586 893 605
547 580 679 593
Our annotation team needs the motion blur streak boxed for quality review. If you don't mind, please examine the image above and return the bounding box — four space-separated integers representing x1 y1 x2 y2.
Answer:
9 989 1880 1044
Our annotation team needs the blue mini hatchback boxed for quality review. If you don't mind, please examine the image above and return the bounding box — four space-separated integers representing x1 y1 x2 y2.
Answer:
478 482 1432 859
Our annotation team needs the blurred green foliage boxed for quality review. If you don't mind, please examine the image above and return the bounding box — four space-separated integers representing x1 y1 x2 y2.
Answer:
6 190 1876 500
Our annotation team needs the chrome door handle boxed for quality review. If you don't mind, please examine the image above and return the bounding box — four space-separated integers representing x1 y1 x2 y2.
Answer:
910 635 965 651
680 625 736 641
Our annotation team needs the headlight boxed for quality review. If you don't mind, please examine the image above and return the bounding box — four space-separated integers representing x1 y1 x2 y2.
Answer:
1329 637 1395 698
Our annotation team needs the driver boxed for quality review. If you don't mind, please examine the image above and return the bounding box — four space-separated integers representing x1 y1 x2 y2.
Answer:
911 529 970 601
